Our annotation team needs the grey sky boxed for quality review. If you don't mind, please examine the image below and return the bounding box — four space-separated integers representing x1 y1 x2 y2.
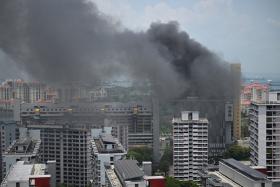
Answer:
93 0 280 77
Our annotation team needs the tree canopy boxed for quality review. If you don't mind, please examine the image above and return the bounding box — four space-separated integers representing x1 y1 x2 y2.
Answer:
223 144 250 161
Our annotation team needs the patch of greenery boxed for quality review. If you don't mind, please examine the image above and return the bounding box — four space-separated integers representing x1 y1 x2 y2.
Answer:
158 146 173 174
127 146 153 163
166 177 199 187
223 144 250 161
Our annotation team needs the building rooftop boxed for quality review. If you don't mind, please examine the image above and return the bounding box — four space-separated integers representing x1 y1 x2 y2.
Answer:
208 171 241 187
2 161 50 185
92 134 125 154
221 159 267 181
4 138 41 155
172 117 208 124
105 166 122 187
114 160 144 181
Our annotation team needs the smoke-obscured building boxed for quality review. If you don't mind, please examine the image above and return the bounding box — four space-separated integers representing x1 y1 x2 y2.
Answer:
173 98 233 157
249 91 280 181
231 63 242 141
172 111 208 181
20 101 159 161
0 79 57 103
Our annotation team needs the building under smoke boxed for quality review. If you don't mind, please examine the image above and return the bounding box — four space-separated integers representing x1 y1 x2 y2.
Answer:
172 98 234 157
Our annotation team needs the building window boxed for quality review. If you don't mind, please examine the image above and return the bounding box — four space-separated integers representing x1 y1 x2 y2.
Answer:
16 182 20 187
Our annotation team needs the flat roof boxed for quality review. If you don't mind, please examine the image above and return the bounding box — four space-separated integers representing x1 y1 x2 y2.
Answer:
4 138 40 155
221 159 267 181
172 117 208 124
7 161 33 182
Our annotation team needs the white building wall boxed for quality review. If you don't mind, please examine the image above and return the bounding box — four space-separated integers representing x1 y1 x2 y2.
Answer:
97 153 125 186
125 180 146 187
7 181 29 187
258 105 267 166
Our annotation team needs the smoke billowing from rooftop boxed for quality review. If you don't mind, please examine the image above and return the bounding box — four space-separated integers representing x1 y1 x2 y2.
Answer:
0 0 234 99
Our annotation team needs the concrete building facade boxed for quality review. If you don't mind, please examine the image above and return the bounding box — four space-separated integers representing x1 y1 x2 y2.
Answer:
90 133 126 186
249 91 280 181
172 111 208 181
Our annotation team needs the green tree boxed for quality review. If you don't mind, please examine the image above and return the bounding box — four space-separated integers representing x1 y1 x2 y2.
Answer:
223 144 250 161
159 146 173 174
166 177 199 187
127 146 153 163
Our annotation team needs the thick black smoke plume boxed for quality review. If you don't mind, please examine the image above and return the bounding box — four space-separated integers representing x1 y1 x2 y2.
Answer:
0 0 234 99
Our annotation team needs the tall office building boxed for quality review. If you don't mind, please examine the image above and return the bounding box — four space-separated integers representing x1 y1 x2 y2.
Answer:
231 63 242 140
249 90 280 181
172 111 208 181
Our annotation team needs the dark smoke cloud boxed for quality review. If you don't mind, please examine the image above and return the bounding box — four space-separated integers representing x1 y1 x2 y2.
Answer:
0 0 234 99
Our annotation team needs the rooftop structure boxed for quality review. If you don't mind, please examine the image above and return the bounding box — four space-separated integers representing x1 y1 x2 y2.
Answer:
199 159 272 187
0 161 51 187
114 160 144 181
2 138 41 179
221 159 268 181
105 160 166 187
4 138 40 155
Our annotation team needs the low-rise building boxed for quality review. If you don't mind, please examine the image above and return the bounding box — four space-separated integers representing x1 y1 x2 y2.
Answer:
105 160 166 187
0 161 54 187
199 159 272 187
106 160 146 187
2 138 41 179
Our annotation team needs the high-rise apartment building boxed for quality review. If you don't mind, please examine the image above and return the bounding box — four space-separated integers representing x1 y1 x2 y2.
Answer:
249 91 280 181
0 79 57 103
173 99 233 157
172 111 208 181
231 63 242 140
25 121 92 186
